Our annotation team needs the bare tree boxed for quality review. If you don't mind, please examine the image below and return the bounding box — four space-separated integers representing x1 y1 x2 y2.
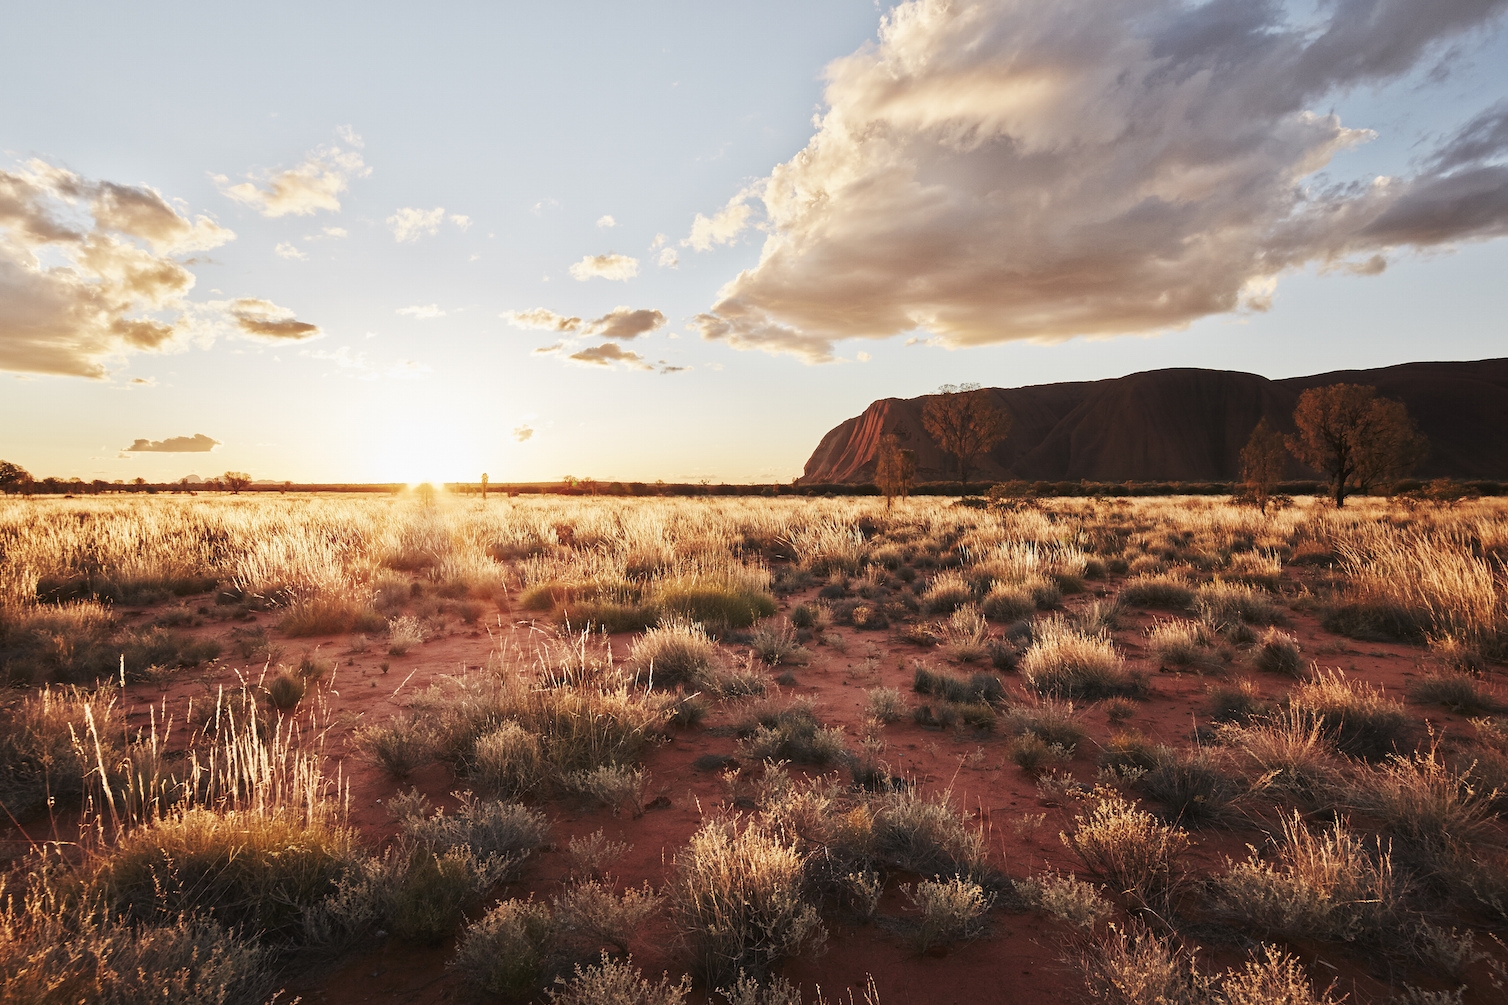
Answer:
921 383 1012 494
875 433 917 508
1239 418 1288 513
222 471 252 494
1288 384 1427 507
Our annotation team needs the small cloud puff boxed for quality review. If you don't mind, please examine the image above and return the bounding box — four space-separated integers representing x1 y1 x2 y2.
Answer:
567 342 653 370
388 207 445 242
275 241 307 260
216 140 368 217
398 304 445 319
682 189 756 251
657 248 679 269
125 433 221 453
597 215 616 228
226 298 321 341
569 253 639 281
450 214 472 231
513 424 534 442
504 306 663 339
504 308 582 332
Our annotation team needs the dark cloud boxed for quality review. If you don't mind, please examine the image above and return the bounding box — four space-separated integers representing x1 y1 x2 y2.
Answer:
125 433 221 453
227 298 321 341
586 307 665 340
692 0 1508 361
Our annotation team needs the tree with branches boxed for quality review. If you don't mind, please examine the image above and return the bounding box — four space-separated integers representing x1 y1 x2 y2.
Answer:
1240 418 1288 513
222 471 252 494
0 460 32 494
922 384 1012 494
875 433 917 508
1288 384 1427 507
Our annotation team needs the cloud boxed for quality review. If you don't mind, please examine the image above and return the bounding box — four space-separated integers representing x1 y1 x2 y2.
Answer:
0 161 294 378
319 227 347 239
449 214 471 231
274 241 307 260
657 247 679 269
398 304 445 319
216 143 368 217
694 0 1508 362
586 306 665 340
388 207 446 242
533 342 565 354
125 433 220 453
504 308 582 332
569 253 639 281
567 342 653 370
513 424 534 442
597 215 617 228
129 376 155 386
225 298 320 340
682 188 756 251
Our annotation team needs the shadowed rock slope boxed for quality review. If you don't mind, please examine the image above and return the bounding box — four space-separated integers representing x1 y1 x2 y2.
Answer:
800 359 1508 484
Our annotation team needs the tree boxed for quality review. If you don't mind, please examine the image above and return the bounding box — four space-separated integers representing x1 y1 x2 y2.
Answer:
0 460 32 494
921 383 1012 494
1288 384 1427 507
1239 418 1288 513
875 433 917 508
222 471 252 494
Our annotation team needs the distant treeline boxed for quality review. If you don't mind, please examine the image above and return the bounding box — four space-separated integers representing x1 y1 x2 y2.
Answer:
7 477 1506 498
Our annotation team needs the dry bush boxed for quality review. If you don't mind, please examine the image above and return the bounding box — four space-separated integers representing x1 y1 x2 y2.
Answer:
397 791 549 862
1217 708 1340 807
1139 747 1238 826
1012 733 1073 775
868 786 990 881
901 876 993 952
920 570 974 615
387 615 424 655
1064 789 1190 908
1252 627 1303 677
748 621 810 667
547 953 692 1005
981 581 1036 622
1205 680 1269 724
671 818 826 982
1357 744 1498 857
0 684 125 815
472 721 547 796
939 605 992 663
567 830 633 879
1212 811 1405 947
1290 669 1411 760
912 663 1004 705
1021 617 1142 701
265 668 305 710
353 715 434 776
863 686 906 723
652 570 776 629
1409 671 1503 714
563 764 648 814
1013 871 1111 929
282 595 385 638
1008 698 1087 751
631 617 720 686
736 698 848 766
1118 574 1195 610
451 897 559 995
1145 619 1225 673
1195 580 1285 628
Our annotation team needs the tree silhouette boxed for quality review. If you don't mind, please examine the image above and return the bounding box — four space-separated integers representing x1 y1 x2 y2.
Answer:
875 433 917 508
921 384 1012 494
1288 384 1427 507
1240 418 1288 513
0 460 31 494
222 471 252 493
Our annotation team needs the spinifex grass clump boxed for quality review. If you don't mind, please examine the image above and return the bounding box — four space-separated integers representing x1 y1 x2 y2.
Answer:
1064 788 1190 909
1020 617 1142 701
630 617 720 686
733 697 848 766
1289 669 1410 761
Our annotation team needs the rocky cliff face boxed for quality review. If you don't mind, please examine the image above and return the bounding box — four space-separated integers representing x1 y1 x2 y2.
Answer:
800 359 1508 484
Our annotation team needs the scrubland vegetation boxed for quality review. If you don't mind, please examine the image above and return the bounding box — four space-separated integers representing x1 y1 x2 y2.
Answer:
2 490 1508 1003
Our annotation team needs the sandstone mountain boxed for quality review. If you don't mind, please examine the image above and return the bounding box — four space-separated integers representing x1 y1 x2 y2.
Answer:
800 358 1508 484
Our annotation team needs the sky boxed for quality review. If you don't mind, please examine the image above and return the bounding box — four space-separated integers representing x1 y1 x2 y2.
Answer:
2 0 1507 486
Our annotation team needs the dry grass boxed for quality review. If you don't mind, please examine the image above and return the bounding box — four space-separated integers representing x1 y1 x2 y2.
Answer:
1063 789 1190 908
1289 669 1411 760
1021 617 1142 701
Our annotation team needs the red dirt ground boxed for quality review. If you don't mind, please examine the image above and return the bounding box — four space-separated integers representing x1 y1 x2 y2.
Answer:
5 560 1500 1005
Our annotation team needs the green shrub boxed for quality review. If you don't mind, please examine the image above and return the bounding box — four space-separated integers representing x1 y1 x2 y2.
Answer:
654 581 776 629
265 670 305 710
452 897 558 995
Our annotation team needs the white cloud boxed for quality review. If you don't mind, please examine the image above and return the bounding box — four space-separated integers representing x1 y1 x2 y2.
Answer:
503 308 581 332
597 215 617 228
449 214 472 230
0 162 319 377
657 247 679 269
321 227 347 239
397 304 445 319
387 206 446 242
569 253 639 281
856 351 871 362
694 0 1508 362
682 187 756 251
513 424 534 442
336 125 364 149
274 241 307 260
215 142 369 217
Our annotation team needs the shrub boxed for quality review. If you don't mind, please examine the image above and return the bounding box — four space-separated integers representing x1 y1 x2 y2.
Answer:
863 686 906 723
1103 697 1135 724
452 897 558 995
1212 812 1404 946
353 716 434 776
1118 574 1195 610
0 685 124 816
1252 628 1303 677
1409 672 1502 714
1064 790 1190 908
631 618 720 686
1217 709 1338 806
387 615 424 655
281 596 386 638
920 571 974 615
654 578 776 629
1139 747 1237 825
1013 871 1111 929
1074 919 1207 1005
1145 620 1224 673
1098 731 1164 776
748 622 810 667
96 807 359 942
1204 680 1268 724
567 830 634 879
1358 744 1496 856
902 877 992 953
472 721 547 797
1009 699 1086 751
265 669 305 710
869 787 989 881
552 880 664 955
940 605 991 663
981 582 1036 622
398 791 549 862
1012 733 1073 775
1020 617 1141 701
563 764 647 814
671 818 826 982
547 953 691 1005
382 844 510 944
1195 581 1284 628
1290 669 1410 760
912 664 1004 705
